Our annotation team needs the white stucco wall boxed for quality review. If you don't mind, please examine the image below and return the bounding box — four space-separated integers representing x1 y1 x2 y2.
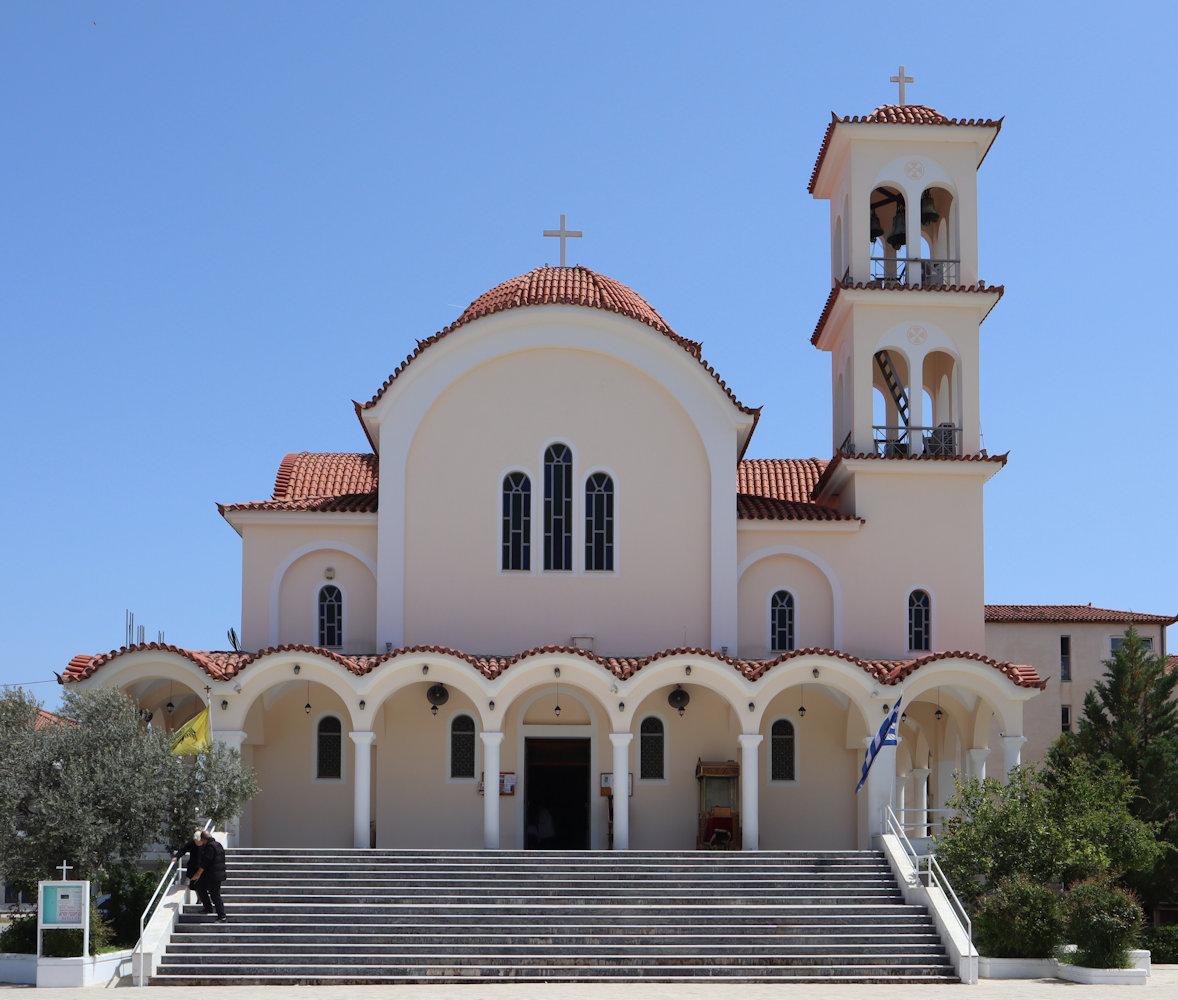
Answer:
401 346 714 655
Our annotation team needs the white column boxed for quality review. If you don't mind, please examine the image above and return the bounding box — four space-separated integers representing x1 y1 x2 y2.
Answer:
864 736 898 842
894 773 907 820
211 730 248 847
737 734 763 851
481 732 505 850
908 370 924 455
966 748 989 782
1000 735 1027 783
912 767 931 838
348 731 376 849
609 733 633 850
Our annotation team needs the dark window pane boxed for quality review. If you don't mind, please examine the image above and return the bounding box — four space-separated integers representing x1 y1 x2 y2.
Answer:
585 472 614 571
770 591 794 652
771 719 795 781
317 716 342 779
318 586 343 647
451 715 476 778
640 716 664 780
544 445 572 570
502 472 531 571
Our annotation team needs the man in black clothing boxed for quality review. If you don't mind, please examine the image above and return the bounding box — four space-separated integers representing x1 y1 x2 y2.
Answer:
190 830 228 921
171 830 203 882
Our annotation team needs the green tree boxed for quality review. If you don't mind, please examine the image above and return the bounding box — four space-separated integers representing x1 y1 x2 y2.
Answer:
0 686 256 895
1071 625 1178 829
1064 624 1178 908
935 754 1162 910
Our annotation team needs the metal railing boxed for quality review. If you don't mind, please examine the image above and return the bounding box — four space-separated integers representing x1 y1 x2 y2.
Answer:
893 807 955 840
884 805 975 958
133 819 213 986
872 424 961 457
869 257 959 287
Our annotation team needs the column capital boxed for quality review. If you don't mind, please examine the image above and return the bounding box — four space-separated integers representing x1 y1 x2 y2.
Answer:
480 731 505 747
737 733 764 748
912 766 931 778
1000 734 1027 747
211 730 248 749
609 732 634 748
348 730 377 747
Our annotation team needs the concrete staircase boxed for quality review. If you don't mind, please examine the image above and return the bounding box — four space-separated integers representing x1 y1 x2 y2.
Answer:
151 848 959 984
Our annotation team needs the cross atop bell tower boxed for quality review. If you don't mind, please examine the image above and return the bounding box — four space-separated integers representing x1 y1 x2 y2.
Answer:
889 65 914 105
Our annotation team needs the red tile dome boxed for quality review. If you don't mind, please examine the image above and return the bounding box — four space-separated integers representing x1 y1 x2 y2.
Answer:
863 104 951 124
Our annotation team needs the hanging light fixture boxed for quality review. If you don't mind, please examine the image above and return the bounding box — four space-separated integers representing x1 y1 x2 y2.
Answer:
798 683 806 718
304 682 311 715
935 690 943 722
554 681 562 718
426 683 449 716
166 682 175 715
668 685 690 717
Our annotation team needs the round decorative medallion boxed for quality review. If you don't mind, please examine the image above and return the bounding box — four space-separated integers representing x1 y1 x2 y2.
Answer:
904 159 925 179
906 325 927 345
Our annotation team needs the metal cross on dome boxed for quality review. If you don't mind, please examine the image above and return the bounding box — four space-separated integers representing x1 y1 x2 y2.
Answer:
543 214 582 267
890 65 914 105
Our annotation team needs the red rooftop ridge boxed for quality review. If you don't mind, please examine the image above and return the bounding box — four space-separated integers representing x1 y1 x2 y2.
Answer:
985 605 1178 626
808 107 1003 193
62 642 1045 690
356 266 761 425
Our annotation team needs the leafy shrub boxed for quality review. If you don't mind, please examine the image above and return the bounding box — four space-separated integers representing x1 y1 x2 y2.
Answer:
1142 923 1178 964
0 912 35 954
974 875 1064 958
1065 878 1142 968
101 865 163 946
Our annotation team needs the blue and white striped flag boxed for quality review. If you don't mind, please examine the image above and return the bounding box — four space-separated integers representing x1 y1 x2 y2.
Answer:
855 695 901 793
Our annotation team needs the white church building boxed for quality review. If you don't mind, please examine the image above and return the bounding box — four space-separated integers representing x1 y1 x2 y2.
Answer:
64 99 1062 854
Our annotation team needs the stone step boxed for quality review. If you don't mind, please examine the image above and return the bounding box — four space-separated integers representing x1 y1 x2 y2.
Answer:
154 848 957 986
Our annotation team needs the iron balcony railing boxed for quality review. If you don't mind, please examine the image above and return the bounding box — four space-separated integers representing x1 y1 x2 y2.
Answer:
868 257 959 287
872 424 961 457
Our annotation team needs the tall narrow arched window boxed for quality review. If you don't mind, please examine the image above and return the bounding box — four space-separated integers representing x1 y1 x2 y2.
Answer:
501 472 531 571
771 719 796 781
639 716 664 780
318 585 342 647
909 589 931 651
544 443 572 571
770 590 795 652
584 472 614 571
316 715 342 780
450 714 476 779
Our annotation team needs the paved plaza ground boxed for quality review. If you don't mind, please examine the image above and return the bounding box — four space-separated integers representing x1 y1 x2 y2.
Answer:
2 968 1177 998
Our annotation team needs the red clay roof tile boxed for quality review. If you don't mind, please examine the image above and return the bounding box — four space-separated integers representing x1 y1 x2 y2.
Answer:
357 266 761 424
810 282 1004 347
62 642 1044 690
808 109 1003 193
738 458 827 501
985 605 1178 626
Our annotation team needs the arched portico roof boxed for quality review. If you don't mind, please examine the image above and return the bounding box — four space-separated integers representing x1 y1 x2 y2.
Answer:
63 642 1045 691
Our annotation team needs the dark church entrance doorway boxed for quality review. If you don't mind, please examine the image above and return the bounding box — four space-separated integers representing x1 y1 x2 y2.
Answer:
524 737 590 849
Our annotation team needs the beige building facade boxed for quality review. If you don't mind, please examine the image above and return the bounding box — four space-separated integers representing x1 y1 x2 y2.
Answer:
63 99 1116 853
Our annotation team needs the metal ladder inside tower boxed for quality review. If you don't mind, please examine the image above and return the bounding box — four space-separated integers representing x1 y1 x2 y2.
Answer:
874 350 910 457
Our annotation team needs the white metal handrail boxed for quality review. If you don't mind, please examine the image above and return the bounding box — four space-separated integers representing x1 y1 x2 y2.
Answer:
884 805 975 958
133 819 213 986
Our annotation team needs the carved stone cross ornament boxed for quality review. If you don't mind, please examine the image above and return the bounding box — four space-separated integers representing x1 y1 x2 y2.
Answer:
890 65 914 105
543 214 582 267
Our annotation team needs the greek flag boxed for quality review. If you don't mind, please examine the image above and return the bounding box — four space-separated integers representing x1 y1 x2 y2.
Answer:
855 695 901 793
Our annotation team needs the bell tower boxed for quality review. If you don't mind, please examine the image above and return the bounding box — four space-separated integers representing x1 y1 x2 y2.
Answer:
808 77 1003 461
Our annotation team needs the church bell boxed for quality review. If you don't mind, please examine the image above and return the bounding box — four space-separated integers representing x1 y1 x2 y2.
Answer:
886 206 907 249
870 209 884 243
920 190 939 226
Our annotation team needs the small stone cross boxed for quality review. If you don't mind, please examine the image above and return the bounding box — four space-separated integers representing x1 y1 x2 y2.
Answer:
890 65 914 105
543 214 582 267
57 860 73 880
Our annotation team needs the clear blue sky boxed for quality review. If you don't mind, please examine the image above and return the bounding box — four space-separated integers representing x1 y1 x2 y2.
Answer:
3 2 1175 707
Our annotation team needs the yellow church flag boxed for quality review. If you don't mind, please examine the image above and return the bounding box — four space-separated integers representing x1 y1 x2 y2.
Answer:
170 708 210 755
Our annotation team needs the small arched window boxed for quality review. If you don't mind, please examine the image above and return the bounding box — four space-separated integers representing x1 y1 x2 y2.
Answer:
584 472 614 571
501 472 531 571
316 715 342 780
639 716 664 780
318 585 342 647
771 719 796 781
544 444 573 570
450 714 476 779
770 590 795 652
909 589 931 651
